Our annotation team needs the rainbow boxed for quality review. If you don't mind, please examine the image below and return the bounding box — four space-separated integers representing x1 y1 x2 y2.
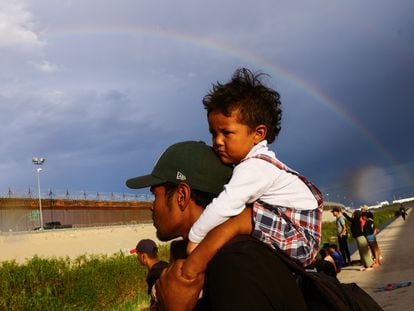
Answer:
43 26 413 190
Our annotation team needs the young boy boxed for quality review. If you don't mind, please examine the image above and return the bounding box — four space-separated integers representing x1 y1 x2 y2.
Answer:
186 68 323 267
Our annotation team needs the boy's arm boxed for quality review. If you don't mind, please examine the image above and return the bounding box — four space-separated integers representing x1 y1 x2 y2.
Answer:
189 159 274 245
182 206 253 279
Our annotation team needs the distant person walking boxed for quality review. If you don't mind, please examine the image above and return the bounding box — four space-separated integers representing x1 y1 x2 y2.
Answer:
331 207 351 266
400 204 407 221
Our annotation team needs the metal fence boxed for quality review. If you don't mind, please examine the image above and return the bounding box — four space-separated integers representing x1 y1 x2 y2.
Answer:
0 188 154 232
1 187 154 202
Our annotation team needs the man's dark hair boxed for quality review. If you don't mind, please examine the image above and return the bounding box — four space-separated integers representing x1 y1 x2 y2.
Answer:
203 68 282 144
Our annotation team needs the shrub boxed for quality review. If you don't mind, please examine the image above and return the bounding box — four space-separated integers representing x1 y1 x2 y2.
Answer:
0 252 149 310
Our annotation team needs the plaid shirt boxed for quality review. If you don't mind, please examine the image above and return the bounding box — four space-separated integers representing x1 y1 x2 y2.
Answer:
250 154 323 266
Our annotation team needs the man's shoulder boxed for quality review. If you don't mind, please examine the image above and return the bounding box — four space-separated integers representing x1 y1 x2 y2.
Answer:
149 260 168 275
211 235 274 261
223 234 266 246
154 260 169 269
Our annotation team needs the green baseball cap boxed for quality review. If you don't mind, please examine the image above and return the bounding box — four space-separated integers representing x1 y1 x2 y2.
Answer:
126 141 233 195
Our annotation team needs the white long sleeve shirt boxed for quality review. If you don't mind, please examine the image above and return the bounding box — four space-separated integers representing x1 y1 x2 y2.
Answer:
188 141 318 243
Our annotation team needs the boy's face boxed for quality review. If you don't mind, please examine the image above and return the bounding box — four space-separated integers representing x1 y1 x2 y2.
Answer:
208 109 264 164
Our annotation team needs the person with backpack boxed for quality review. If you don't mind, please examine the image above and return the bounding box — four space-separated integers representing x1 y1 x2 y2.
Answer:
343 210 374 271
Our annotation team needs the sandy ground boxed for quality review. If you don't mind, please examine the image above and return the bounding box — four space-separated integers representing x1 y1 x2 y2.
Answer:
0 223 163 263
2 210 412 310
337 208 413 310
1 211 334 263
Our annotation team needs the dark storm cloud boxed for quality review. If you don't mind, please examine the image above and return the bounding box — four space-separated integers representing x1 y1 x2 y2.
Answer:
1 0 413 206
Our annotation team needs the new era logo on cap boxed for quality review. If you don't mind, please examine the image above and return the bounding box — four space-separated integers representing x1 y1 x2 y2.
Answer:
126 141 233 194
176 171 186 181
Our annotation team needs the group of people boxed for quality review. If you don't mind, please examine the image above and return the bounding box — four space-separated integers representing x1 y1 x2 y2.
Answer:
123 68 380 310
331 205 382 272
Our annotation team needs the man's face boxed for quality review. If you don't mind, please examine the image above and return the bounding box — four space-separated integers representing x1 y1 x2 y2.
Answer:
150 184 184 241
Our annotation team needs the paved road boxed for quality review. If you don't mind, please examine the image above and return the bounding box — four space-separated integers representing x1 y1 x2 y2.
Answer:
337 205 414 310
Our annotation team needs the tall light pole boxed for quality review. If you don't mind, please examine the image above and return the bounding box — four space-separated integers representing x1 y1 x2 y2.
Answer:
32 157 46 230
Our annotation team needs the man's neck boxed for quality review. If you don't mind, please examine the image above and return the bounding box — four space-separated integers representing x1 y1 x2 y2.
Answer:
182 200 205 239
146 258 161 270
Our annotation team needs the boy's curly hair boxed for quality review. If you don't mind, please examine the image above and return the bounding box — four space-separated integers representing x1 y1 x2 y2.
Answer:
202 68 282 144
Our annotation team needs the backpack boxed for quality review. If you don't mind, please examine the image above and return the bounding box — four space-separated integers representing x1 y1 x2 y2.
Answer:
275 250 383 311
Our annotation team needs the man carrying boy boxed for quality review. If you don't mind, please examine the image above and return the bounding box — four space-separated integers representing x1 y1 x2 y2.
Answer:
126 141 307 310
126 68 322 309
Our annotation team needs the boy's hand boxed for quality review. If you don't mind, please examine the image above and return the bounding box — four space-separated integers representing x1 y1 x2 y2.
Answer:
186 241 199 254
155 259 204 311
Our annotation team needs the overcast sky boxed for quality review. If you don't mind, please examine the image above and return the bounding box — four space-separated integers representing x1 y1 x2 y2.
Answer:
1 0 413 207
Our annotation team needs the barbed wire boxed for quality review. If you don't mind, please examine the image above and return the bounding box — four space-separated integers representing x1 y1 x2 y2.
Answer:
1 187 154 202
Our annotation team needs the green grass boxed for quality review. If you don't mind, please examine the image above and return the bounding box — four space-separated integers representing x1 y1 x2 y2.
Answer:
0 254 146 310
0 243 171 311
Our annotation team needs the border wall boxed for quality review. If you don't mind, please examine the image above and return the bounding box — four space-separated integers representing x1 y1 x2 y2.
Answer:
0 198 152 232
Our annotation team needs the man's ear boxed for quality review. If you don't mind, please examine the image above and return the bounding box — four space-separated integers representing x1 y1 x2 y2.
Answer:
140 253 148 265
254 124 267 144
176 183 191 211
